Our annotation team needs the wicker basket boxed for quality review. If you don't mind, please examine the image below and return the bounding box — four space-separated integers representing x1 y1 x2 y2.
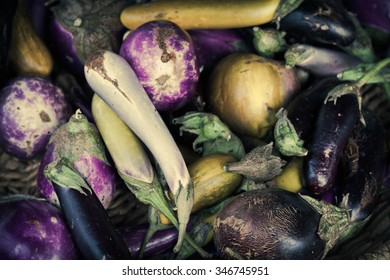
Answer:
0 148 149 227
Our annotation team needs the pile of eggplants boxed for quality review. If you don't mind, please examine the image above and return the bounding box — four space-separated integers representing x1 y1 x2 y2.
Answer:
0 0 389 260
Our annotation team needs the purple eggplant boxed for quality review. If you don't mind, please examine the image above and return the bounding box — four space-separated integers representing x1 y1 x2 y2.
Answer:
343 0 390 33
119 20 199 112
188 28 253 72
48 0 129 78
339 109 387 221
279 0 356 46
0 76 72 160
304 93 360 196
0 195 79 260
283 77 341 142
37 110 116 209
118 223 178 259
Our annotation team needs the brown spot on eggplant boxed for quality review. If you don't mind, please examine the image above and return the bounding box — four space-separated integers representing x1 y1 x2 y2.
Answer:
40 111 51 122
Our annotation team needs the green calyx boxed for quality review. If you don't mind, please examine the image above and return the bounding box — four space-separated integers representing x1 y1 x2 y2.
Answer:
252 26 287 58
273 0 305 22
274 108 308 157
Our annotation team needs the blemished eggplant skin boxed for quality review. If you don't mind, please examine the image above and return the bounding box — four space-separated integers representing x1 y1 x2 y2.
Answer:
213 188 325 260
279 0 356 46
285 77 341 142
119 20 199 112
0 195 79 260
339 110 388 221
0 76 72 160
304 93 360 196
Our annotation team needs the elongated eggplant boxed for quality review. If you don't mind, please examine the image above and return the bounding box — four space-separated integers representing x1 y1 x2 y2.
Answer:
304 93 360 196
283 77 341 142
279 0 356 46
45 158 132 260
339 109 387 221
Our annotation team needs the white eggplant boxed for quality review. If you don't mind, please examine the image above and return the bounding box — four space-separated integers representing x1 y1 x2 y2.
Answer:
85 50 194 253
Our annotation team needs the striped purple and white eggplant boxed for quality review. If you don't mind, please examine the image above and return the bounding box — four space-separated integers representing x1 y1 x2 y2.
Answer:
0 195 79 260
84 52 194 254
37 110 116 209
339 109 387 221
0 76 72 160
119 20 199 112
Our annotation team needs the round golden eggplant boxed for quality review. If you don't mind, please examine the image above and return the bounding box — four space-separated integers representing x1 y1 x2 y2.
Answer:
207 53 300 139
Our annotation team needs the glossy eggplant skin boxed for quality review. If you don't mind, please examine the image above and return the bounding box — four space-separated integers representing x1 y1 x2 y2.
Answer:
52 181 132 260
339 110 387 221
304 93 360 196
285 77 341 142
279 0 355 46
0 1 18 86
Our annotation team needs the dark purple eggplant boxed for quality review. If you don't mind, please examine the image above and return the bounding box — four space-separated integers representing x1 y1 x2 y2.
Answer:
0 0 18 86
339 109 387 221
45 158 132 260
118 223 178 259
48 0 129 78
343 0 390 33
304 93 360 196
279 0 356 46
284 77 341 142
213 188 325 260
0 195 79 260
188 28 253 72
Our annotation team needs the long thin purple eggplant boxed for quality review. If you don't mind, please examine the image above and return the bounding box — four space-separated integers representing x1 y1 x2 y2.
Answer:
304 93 360 196
339 110 387 221
45 158 132 260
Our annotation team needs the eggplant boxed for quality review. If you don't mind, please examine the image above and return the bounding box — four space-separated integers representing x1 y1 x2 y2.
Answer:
304 93 360 196
284 44 361 77
0 0 18 86
343 0 390 33
213 188 325 260
37 110 116 209
0 76 72 160
45 159 132 260
48 0 129 78
188 28 253 71
119 20 199 112
280 77 341 143
118 223 178 259
0 195 79 260
279 0 356 46
339 109 387 221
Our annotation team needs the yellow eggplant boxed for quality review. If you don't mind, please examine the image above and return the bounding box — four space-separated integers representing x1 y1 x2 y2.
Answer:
9 0 53 77
120 0 303 30
160 153 242 224
271 156 305 193
207 53 300 139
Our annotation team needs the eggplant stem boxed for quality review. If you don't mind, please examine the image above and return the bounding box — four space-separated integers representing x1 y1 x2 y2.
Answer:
273 0 305 22
122 175 211 259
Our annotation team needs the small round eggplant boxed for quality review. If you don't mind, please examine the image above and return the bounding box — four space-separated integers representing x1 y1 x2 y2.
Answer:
0 76 72 160
0 195 79 260
213 188 325 260
119 20 199 112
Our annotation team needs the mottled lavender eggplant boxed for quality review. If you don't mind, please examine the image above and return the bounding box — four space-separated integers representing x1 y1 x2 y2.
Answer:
48 0 129 78
119 20 199 111
37 110 116 209
0 195 78 260
0 76 72 160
